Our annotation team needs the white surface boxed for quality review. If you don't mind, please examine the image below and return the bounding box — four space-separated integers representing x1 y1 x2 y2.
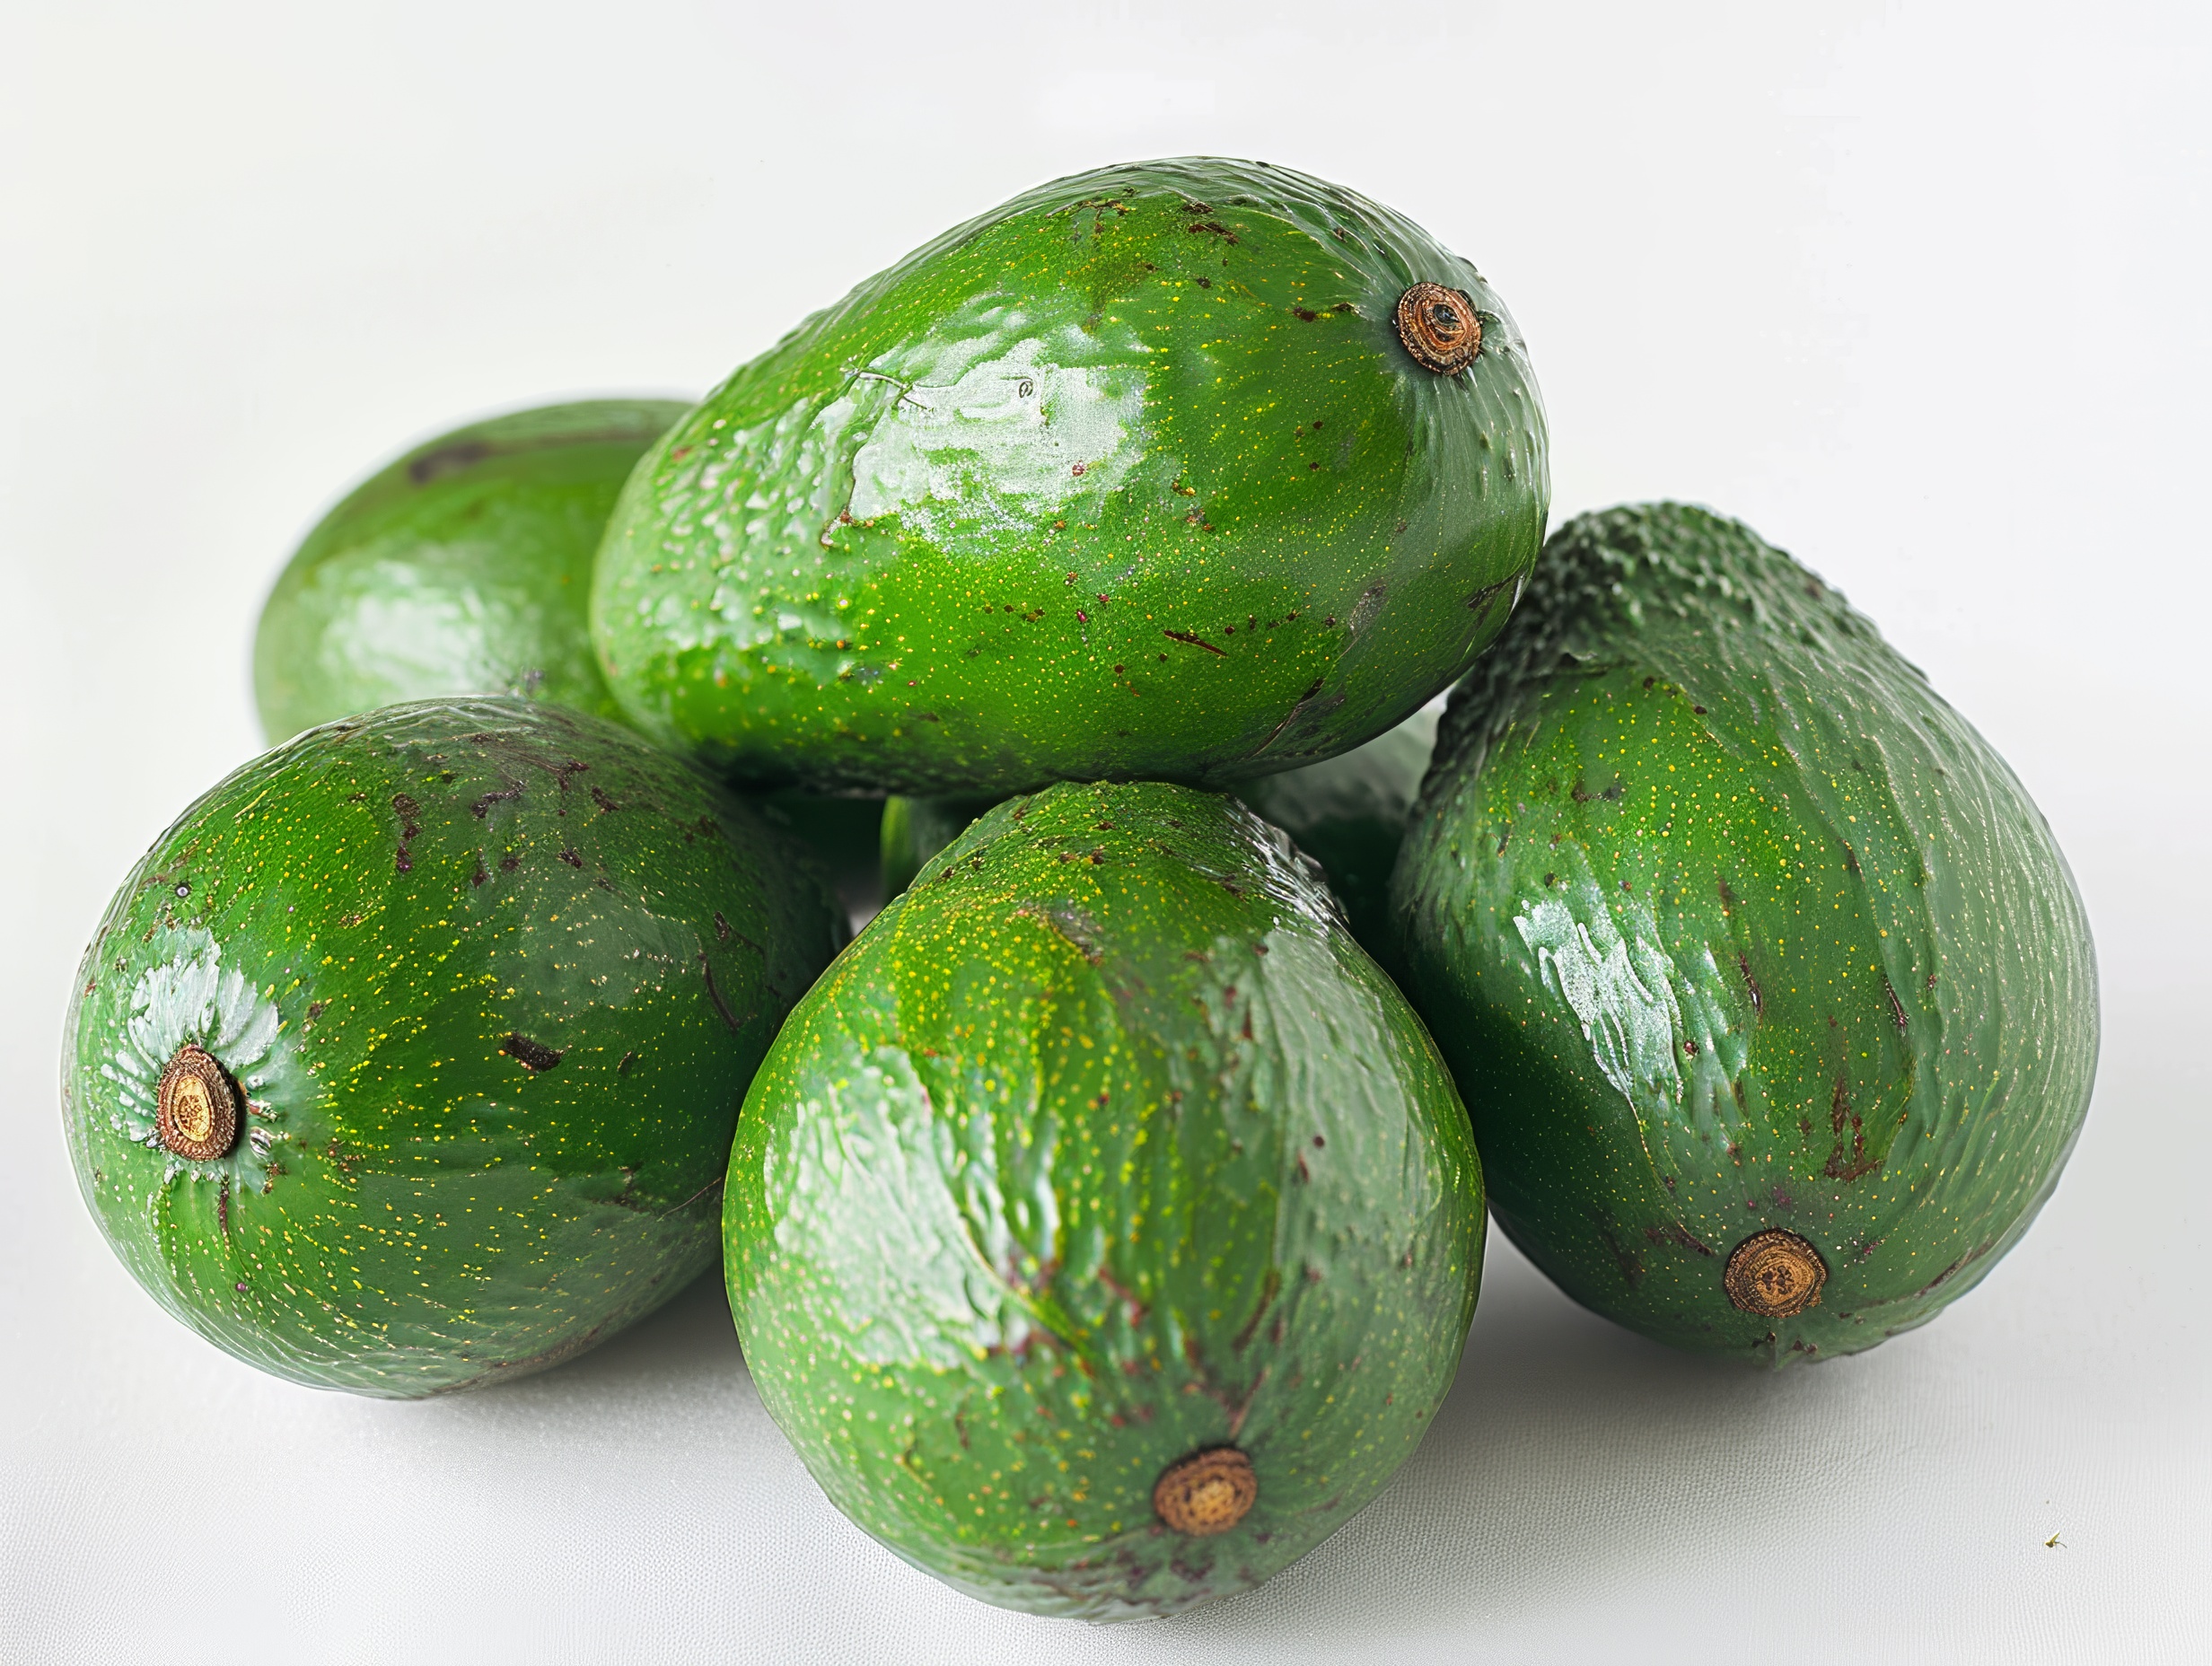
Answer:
4 3 2205 1660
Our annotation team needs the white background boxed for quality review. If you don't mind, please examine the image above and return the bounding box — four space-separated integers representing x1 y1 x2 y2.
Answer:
4 3 2205 1661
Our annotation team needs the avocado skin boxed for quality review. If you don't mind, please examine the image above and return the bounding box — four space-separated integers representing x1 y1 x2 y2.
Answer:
64 698 846 1398
1390 505 2098 1363
593 157 1548 795
254 399 689 742
877 791 1004 901
1237 708 1436 952
252 400 882 899
880 709 1438 954
726 781 1483 1618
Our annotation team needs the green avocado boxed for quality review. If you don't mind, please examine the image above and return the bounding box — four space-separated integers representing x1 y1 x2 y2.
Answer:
254 399 689 741
877 791 1006 901
879 709 1438 953
593 156 1547 795
726 781 1484 1618
251 399 885 901
63 698 846 1398
1236 706 1436 951
1390 504 2098 1363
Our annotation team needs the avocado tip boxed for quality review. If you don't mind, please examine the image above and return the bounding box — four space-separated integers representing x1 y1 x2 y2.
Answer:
155 1045 240 1163
1154 1447 1258 1536
1724 1229 1828 1319
1395 283 1482 374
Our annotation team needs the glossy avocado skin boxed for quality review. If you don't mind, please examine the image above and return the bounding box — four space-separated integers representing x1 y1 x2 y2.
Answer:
880 710 1438 954
64 698 845 1398
593 157 1548 795
255 400 688 741
726 782 1483 1618
1391 505 2098 1363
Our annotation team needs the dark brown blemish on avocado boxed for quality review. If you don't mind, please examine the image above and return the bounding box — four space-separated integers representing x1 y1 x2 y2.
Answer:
617 1049 636 1074
1256 675 1328 754
557 847 583 868
1163 629 1225 656
1886 979 1909 1030
1823 1074 1882 1182
590 786 620 813
391 794 422 873
501 1033 563 1072
1644 1219 1716 1257
471 786 522 819
700 958 742 1033
1738 952 1763 1015
1232 1267 1282 1354
1466 575 1513 621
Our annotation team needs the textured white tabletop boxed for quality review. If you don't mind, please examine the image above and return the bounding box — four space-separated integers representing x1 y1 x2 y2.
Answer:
4 4 2204 1661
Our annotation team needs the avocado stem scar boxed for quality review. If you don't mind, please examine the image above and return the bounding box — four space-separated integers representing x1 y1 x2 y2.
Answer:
1154 1447 1257 1535
1725 1228 1828 1318
1394 283 1482 374
156 1044 241 1162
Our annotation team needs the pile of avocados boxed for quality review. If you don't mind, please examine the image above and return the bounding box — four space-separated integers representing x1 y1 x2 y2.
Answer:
60 157 2096 1621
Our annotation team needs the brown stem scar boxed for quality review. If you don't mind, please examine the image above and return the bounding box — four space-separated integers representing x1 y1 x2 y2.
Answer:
156 1044 240 1162
1153 1447 1257 1535
1724 1228 1827 1318
1395 283 1482 374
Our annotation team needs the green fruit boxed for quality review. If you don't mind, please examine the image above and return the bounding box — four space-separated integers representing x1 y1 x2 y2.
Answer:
877 791 1005 901
593 156 1548 796
726 781 1483 1618
1391 504 2097 1363
254 399 688 741
880 710 1438 953
63 698 846 1398
1237 707 1436 953
250 400 883 900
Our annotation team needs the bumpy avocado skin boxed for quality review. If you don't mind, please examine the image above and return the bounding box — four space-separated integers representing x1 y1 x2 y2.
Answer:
880 710 1437 954
726 782 1484 1618
593 157 1548 795
254 400 689 741
1391 505 2098 1363
64 698 845 1398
